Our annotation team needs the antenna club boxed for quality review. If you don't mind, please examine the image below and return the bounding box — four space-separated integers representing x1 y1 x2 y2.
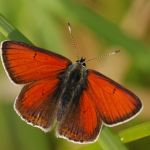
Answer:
110 49 120 55
67 22 72 33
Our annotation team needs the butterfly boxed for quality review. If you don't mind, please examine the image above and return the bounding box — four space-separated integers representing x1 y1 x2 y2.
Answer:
1 40 142 144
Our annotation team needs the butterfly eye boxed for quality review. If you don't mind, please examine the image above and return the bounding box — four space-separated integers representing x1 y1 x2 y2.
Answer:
82 63 86 67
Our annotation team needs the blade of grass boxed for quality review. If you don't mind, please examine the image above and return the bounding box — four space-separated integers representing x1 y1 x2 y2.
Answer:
119 121 150 144
98 127 128 150
0 13 69 56
0 14 31 43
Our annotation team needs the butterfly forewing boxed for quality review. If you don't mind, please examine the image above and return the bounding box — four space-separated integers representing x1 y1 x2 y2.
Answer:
87 69 142 126
1 41 72 84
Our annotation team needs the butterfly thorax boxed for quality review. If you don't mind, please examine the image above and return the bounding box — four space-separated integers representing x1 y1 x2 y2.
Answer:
57 60 87 121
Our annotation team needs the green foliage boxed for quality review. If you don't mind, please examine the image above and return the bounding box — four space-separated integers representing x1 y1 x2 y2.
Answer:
0 15 31 43
119 121 150 143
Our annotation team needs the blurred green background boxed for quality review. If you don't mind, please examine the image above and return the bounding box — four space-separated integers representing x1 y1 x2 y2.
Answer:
0 0 150 150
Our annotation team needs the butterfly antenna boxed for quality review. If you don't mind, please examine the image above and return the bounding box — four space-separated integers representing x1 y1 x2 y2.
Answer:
86 50 120 62
67 22 80 59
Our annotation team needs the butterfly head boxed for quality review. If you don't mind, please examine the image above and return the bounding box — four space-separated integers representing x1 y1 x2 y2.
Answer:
76 57 86 67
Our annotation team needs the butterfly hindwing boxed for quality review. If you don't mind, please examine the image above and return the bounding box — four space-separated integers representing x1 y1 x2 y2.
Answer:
57 90 102 143
15 78 60 131
87 69 142 126
1 41 71 84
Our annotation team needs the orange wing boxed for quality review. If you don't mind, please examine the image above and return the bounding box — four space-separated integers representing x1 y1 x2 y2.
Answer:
87 70 142 126
57 90 102 143
1 41 71 84
15 78 60 131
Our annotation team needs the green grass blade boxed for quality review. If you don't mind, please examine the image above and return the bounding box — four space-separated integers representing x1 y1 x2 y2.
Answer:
98 127 128 150
0 14 31 43
119 121 150 144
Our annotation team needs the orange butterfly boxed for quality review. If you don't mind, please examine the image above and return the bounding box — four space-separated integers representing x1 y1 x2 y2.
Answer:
1 40 142 143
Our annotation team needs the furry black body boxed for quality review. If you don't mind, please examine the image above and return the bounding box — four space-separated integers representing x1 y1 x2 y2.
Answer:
57 58 87 120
